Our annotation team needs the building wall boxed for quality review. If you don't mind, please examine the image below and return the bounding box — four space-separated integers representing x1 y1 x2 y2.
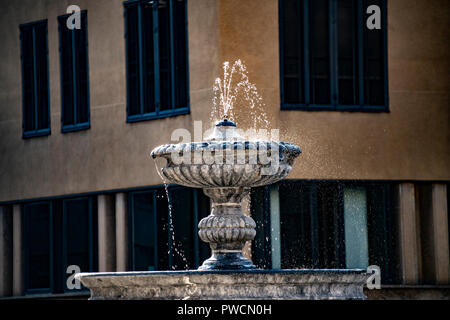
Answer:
0 0 219 202
0 0 449 202
217 0 450 181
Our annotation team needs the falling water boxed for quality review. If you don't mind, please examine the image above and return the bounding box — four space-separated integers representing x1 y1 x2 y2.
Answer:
153 160 189 270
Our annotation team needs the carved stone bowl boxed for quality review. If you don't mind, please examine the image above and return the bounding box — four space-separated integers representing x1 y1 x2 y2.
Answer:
151 140 301 188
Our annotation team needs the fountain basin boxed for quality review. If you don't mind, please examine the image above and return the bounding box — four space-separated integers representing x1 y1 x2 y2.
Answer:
75 269 370 300
151 141 301 188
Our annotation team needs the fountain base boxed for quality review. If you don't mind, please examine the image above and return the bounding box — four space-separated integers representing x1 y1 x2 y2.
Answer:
76 269 370 300
198 252 255 270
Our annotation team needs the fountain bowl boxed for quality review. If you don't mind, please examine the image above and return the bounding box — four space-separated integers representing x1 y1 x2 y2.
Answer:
151 140 301 189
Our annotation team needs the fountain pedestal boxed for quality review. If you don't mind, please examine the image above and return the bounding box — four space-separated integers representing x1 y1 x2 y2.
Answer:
198 187 256 270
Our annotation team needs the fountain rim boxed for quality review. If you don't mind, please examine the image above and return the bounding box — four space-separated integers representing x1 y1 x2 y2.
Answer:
75 268 368 279
150 140 302 160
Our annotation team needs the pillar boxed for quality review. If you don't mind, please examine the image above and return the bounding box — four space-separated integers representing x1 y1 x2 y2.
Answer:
430 184 449 283
269 185 281 269
0 206 12 297
397 183 421 284
12 204 23 296
98 194 116 272
115 193 128 271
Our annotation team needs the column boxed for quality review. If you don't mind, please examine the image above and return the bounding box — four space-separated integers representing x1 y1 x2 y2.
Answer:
430 184 449 284
12 204 23 296
116 193 128 271
0 206 12 297
270 185 281 269
98 194 116 272
397 183 421 284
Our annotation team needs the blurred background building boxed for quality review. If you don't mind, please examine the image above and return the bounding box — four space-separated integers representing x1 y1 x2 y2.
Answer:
0 0 449 299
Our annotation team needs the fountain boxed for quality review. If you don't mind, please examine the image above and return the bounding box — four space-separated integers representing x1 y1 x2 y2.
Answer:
151 118 303 270
76 61 370 300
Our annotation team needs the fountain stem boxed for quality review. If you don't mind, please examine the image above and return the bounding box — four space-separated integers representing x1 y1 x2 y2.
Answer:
197 187 256 270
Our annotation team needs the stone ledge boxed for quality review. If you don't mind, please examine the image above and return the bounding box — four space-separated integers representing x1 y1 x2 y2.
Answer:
76 269 369 300
365 285 450 300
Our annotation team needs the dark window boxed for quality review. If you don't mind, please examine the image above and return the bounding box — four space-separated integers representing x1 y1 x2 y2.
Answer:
124 0 189 122
250 187 272 269
23 197 97 294
277 182 345 269
62 197 96 291
58 11 90 132
129 191 158 271
366 184 399 284
279 0 388 111
24 202 53 293
310 0 331 105
251 181 400 284
20 20 50 138
362 0 386 106
128 186 210 271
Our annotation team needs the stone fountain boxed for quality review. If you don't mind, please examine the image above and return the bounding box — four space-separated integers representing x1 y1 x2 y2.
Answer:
152 118 301 271
76 118 370 300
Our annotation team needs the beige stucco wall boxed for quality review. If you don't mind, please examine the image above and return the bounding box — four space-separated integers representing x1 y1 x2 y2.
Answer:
217 0 450 181
0 0 219 202
0 0 449 203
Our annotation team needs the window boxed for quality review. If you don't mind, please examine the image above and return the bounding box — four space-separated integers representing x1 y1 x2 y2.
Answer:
20 20 50 138
23 197 97 294
251 187 272 269
277 183 346 269
24 202 53 293
58 11 90 132
343 187 369 268
128 186 210 271
129 190 159 271
124 0 189 122
251 181 400 284
279 0 388 111
61 197 96 291
366 183 398 284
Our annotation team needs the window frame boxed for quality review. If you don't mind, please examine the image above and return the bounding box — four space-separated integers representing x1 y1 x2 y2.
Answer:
19 19 51 139
123 0 190 123
58 10 91 133
279 0 389 112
